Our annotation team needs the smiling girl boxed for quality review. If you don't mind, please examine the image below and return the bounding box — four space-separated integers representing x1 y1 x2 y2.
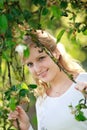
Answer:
9 30 87 130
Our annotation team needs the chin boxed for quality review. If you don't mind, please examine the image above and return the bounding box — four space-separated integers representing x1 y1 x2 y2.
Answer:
41 78 51 83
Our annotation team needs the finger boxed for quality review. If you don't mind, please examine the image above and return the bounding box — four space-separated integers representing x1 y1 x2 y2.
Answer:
75 82 87 98
16 106 27 115
75 82 87 91
8 115 18 120
11 119 20 128
82 87 87 95
8 111 19 120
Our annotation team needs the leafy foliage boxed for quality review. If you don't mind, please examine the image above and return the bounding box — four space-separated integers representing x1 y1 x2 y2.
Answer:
69 98 87 121
0 0 87 129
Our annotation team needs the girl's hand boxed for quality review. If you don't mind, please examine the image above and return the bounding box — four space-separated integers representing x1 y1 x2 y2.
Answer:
75 82 87 98
8 106 30 130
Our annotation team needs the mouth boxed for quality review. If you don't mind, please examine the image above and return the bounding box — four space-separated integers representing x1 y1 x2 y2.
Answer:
37 69 48 78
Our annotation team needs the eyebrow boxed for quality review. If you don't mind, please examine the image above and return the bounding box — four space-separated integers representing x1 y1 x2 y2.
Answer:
38 48 44 53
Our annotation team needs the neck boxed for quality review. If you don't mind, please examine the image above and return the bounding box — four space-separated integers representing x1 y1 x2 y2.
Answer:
50 71 72 87
47 71 76 97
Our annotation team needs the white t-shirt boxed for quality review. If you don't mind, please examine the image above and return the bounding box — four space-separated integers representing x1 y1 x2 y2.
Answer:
29 72 87 130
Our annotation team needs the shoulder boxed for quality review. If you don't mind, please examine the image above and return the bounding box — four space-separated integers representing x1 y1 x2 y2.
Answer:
78 72 87 77
35 94 47 108
76 72 87 82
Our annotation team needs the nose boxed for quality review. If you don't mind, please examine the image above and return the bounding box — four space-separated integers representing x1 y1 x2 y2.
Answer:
34 63 42 73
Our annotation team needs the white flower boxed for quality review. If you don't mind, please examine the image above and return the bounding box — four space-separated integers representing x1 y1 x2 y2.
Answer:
15 44 27 54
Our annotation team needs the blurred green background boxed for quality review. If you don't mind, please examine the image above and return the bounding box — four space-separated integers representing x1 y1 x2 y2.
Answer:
0 0 87 129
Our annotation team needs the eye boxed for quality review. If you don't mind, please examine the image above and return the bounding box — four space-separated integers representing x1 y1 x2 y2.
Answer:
39 56 46 61
27 62 33 67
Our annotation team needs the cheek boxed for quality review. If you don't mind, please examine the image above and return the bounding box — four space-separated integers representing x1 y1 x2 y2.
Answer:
28 67 34 74
47 59 56 68
46 56 54 65
48 60 59 74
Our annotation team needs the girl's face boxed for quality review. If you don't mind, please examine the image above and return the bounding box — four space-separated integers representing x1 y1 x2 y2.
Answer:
25 46 60 83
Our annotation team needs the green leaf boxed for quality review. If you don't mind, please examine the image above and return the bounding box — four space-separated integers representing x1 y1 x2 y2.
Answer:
23 47 30 58
79 99 85 104
0 14 8 34
0 0 4 9
62 11 68 17
10 0 18 1
2 51 11 62
67 28 74 39
23 10 32 21
83 29 87 35
11 85 17 91
0 99 3 107
21 82 29 90
68 104 73 108
32 0 46 6
60 1 68 9
16 84 22 91
11 8 21 17
0 109 3 117
42 7 49 15
75 111 87 121
70 35 76 43
9 97 16 111
5 90 11 100
6 29 12 38
75 22 81 28
51 5 62 19
29 84 37 89
6 13 14 22
56 29 65 42
5 40 16 48
19 89 29 97
75 104 81 110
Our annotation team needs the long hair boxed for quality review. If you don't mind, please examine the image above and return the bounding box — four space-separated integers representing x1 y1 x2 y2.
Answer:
21 30 85 96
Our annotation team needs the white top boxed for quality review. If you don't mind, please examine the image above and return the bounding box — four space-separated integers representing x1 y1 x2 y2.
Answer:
30 72 87 130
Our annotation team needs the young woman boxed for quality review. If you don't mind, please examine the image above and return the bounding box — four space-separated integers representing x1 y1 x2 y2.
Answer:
9 30 87 130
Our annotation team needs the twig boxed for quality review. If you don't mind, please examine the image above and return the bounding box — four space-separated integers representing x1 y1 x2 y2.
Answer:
16 119 21 130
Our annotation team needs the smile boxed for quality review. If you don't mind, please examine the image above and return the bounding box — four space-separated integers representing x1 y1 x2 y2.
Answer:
37 69 48 78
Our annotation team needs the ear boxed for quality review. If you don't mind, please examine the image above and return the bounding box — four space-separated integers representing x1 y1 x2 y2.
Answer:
53 47 61 60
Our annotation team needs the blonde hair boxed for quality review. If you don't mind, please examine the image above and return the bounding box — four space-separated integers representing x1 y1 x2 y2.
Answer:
23 30 85 96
